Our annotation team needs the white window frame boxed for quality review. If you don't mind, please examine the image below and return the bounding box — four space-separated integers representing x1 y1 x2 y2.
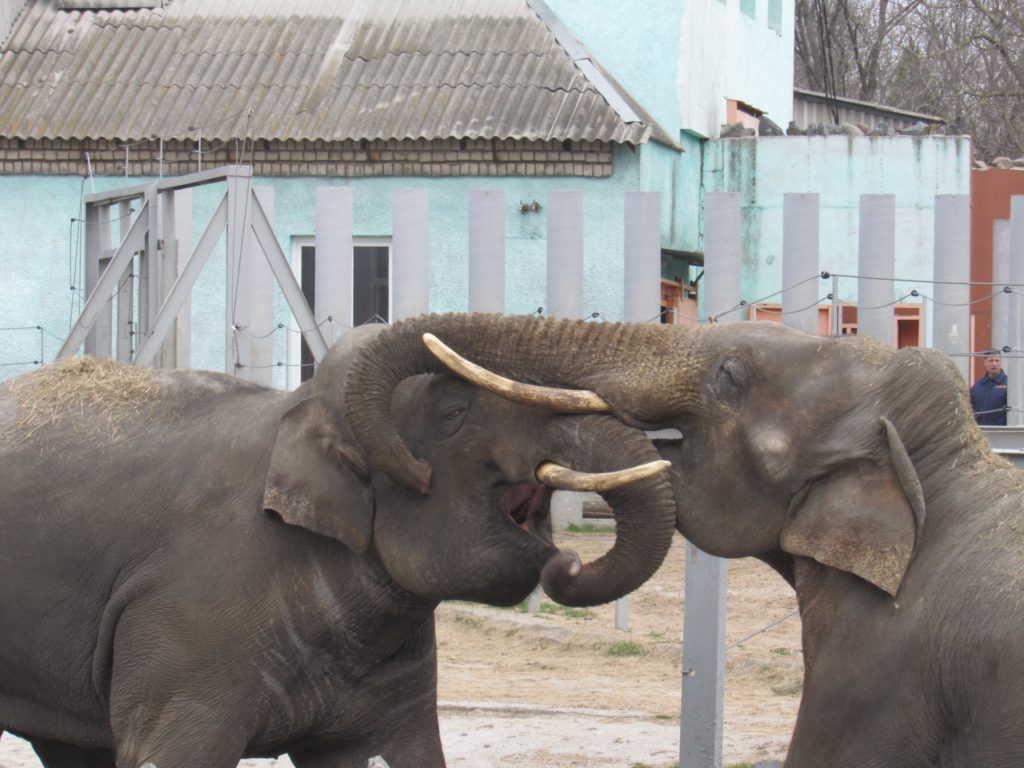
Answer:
286 236 393 390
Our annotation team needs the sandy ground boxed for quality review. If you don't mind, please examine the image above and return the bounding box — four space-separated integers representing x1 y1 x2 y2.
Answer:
0 532 801 768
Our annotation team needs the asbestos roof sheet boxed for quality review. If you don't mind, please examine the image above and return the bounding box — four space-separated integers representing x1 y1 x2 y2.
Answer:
0 0 672 146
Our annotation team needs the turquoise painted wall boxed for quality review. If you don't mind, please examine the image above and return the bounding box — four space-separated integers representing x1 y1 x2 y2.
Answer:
0 147 663 381
701 134 973 340
548 0 795 140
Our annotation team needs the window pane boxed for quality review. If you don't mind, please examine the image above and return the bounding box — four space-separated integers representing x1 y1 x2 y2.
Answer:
354 245 389 325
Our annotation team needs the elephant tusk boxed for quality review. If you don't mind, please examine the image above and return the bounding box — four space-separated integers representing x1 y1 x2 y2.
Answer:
423 333 612 413
536 459 672 493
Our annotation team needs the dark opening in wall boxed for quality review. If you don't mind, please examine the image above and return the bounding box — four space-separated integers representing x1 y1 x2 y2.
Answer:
562 139 572 151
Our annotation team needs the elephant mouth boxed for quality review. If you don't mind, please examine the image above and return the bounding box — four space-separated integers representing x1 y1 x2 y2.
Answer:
499 483 553 540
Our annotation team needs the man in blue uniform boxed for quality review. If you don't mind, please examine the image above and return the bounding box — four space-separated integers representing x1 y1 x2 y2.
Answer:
970 351 1009 426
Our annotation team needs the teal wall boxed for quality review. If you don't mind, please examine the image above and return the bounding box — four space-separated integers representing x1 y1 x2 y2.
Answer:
548 0 795 140
1 146 673 381
701 134 973 339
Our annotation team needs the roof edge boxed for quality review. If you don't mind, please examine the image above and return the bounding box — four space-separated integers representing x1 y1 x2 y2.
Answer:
527 0 681 151
794 87 947 125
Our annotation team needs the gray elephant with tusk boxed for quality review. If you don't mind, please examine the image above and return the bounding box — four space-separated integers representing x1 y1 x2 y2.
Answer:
350 312 1024 768
0 324 675 768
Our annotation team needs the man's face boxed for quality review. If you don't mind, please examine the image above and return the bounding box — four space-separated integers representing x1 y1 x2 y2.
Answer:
986 355 1003 377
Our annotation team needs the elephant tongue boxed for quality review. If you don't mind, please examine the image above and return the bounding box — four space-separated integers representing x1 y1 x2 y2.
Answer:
501 484 551 529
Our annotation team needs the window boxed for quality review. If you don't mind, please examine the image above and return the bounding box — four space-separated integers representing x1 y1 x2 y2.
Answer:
740 0 756 19
287 237 391 387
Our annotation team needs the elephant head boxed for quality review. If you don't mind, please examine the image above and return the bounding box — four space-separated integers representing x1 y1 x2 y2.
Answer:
263 325 677 607
343 314 978 598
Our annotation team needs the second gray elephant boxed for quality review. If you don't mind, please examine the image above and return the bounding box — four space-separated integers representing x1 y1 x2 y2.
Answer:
355 313 1024 768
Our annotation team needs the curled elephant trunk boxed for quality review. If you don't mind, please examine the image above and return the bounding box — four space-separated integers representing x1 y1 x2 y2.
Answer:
340 313 693 607
342 312 706 494
533 416 678 607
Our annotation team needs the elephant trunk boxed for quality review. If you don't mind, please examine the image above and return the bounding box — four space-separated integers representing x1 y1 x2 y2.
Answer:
342 312 708 494
539 416 678 606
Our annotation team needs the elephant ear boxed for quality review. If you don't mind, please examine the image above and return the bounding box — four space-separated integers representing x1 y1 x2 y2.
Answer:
263 394 374 553
781 417 925 597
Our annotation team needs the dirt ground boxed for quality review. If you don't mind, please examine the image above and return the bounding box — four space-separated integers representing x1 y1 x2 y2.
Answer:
0 531 802 768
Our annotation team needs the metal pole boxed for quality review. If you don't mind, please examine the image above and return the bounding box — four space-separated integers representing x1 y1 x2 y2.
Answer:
1008 197 1024 425
245 186 275 386
831 273 841 336
932 194 970 381
992 220 1010 356
857 194 896 344
679 191 737 768
619 191 661 632
469 189 506 313
539 190 586 615
392 189 430 321
315 187 354 346
546 190 584 320
782 193 820 334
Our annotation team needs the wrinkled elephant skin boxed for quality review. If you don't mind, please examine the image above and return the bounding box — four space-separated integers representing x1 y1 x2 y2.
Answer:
359 314 1024 768
0 326 675 768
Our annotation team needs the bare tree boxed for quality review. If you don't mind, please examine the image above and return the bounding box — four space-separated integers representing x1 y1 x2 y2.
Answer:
795 0 1023 158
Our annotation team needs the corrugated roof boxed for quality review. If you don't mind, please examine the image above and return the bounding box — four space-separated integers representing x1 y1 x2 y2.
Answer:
0 0 673 146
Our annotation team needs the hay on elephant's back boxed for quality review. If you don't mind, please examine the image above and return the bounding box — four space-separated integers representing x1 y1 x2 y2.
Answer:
7 356 163 438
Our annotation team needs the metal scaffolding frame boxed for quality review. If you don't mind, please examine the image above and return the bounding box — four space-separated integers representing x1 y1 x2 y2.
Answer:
58 166 327 377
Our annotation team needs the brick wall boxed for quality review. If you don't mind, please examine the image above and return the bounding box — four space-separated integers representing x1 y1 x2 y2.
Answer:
0 137 614 177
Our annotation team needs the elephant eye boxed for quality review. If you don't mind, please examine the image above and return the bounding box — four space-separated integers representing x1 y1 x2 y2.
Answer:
716 358 747 397
443 406 467 422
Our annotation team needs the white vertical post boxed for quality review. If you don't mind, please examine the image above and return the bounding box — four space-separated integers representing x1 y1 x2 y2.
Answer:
547 191 584 320
469 189 505 313
857 194 896 344
619 191 661 632
623 191 661 323
539 190 586 613
782 193 820 334
243 186 275 387
992 220 1011 356
116 200 134 361
172 189 193 368
225 170 251 375
84 202 112 357
392 189 430 322
315 187 354 345
932 194 971 380
680 192 736 768
1008 197 1024 425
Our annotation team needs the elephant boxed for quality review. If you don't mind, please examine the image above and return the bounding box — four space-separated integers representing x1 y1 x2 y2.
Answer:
0 324 677 768
346 312 1024 768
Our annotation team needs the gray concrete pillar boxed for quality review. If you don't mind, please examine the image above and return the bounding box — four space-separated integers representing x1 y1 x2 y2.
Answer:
1008 197 1024 425
469 190 506 313
703 193 742 322
243 187 275 387
392 189 430 321
782 193 820 335
624 191 661 323
932 194 970 380
678 191 736 768
857 194 896 344
993 220 1011 354
315 187 354 344
546 191 584 320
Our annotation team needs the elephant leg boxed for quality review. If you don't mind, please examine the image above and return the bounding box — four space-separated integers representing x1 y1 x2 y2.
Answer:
30 739 116 768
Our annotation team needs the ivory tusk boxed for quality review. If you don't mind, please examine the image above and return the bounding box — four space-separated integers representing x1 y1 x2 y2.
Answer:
422 333 612 413
536 459 672 493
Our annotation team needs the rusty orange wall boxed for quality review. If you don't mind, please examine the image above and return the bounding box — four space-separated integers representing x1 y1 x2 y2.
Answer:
971 168 1024 380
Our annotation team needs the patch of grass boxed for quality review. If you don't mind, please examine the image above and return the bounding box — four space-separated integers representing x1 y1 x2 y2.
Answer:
770 646 792 656
605 640 647 657
513 601 597 620
630 763 678 768
503 627 520 637
453 614 484 630
565 522 616 534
